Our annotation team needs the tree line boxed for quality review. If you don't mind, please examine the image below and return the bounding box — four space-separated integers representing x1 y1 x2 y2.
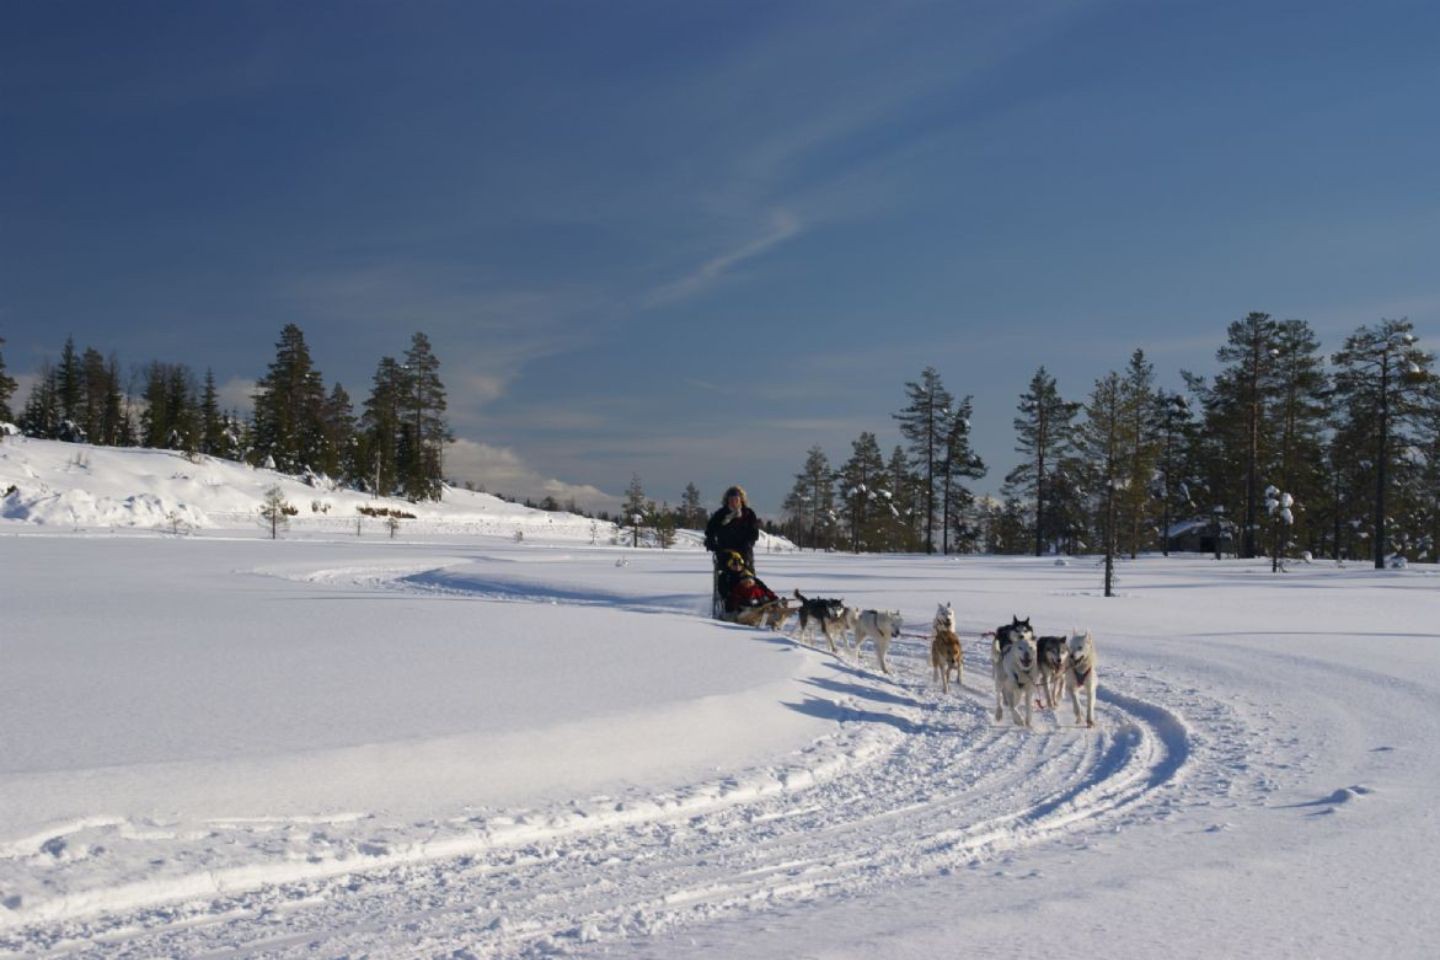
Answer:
778 314 1437 570
0 325 452 501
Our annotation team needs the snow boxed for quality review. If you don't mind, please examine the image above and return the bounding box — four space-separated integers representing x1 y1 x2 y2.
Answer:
2 438 1439 958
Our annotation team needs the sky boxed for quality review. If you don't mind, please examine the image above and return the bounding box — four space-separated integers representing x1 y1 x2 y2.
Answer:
3 0 1438 515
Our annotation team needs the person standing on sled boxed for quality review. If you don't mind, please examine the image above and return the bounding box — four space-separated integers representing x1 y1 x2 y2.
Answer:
705 485 761 619
704 485 760 571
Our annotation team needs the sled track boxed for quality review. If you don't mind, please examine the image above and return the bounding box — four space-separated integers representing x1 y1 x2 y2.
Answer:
6 576 1213 960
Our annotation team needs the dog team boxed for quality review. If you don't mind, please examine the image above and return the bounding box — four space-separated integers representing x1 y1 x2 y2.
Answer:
755 594 1098 729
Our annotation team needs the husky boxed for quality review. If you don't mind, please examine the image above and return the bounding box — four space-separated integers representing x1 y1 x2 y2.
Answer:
990 616 1034 666
1064 629 1099 727
757 597 798 631
930 602 963 693
793 590 848 654
1035 635 1068 710
993 631 1038 728
852 609 902 675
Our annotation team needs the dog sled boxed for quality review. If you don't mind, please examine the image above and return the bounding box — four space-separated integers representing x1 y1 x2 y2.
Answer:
711 550 788 626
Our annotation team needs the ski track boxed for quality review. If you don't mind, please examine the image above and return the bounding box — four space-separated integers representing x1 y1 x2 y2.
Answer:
1 562 1362 960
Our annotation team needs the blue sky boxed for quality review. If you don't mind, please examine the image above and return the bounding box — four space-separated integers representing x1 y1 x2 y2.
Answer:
3 0 1437 514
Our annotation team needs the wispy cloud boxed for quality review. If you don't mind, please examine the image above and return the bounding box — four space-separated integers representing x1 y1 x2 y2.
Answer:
285 263 607 415
642 210 801 307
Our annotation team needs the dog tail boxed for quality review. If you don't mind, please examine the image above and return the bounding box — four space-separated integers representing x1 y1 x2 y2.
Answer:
794 589 807 601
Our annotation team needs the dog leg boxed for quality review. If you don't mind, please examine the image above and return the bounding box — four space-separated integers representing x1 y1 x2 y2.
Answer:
1068 676 1085 726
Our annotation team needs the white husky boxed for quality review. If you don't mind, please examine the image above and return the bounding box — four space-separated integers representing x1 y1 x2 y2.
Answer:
852 609 901 675
1064 629 1099 727
993 631 1038 728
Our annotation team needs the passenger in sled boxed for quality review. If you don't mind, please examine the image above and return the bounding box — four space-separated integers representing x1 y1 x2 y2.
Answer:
714 550 784 626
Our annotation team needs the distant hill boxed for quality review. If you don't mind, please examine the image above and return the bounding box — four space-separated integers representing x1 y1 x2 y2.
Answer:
0 436 614 540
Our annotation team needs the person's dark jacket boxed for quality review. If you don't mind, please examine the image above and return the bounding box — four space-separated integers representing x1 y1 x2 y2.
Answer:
705 505 760 567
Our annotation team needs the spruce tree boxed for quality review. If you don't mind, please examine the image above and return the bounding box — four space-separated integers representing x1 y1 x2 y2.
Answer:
1076 372 1125 597
894 367 953 553
252 324 326 473
885 444 921 552
623 474 647 547
784 446 836 551
0 336 16 424
1119 349 1159 558
1269 320 1329 553
1006 367 1080 556
1212 312 1282 558
1331 318 1434 567
681 482 705 529
1153 390 1197 555
938 397 986 554
56 337 83 429
837 432 886 552
398 332 450 500
200 370 224 456
19 361 60 438
361 356 405 496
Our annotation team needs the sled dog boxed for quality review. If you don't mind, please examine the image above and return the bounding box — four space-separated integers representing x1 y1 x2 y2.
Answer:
993 631 1038 728
794 590 848 654
990 616 1034 666
1064 629 1099 727
758 597 798 631
852 609 902 675
1035 635 1068 709
930 602 963 693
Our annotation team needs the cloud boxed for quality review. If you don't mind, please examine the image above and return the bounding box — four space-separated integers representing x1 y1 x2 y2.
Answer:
217 377 257 416
445 437 621 513
642 210 801 307
285 263 607 415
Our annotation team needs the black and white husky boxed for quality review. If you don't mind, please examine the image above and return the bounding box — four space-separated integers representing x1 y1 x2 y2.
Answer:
990 616 1034 666
793 590 848 654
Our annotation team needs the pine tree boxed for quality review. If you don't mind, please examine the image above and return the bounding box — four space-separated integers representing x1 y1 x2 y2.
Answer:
0 336 17 424
1006 367 1081 556
837 432 887 552
885 444 921 552
1119 349 1159 558
784 446 836 551
55 336 83 429
361 356 405 496
1153 390 1197 555
623 474 647 547
1076 372 1125 597
1269 319 1329 553
19 361 60 438
681 482 705 529
1212 312 1282 558
938 397 986 554
893 367 953 553
319 382 356 481
252 324 326 473
1331 318 1434 567
398 332 450 500
200 370 224 456
259 484 293 539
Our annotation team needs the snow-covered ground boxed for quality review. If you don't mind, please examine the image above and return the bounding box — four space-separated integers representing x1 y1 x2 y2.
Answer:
2 440 1439 958
0 436 610 541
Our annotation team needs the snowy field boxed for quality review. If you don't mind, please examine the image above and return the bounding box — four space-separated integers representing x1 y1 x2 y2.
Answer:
3 516 1438 958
